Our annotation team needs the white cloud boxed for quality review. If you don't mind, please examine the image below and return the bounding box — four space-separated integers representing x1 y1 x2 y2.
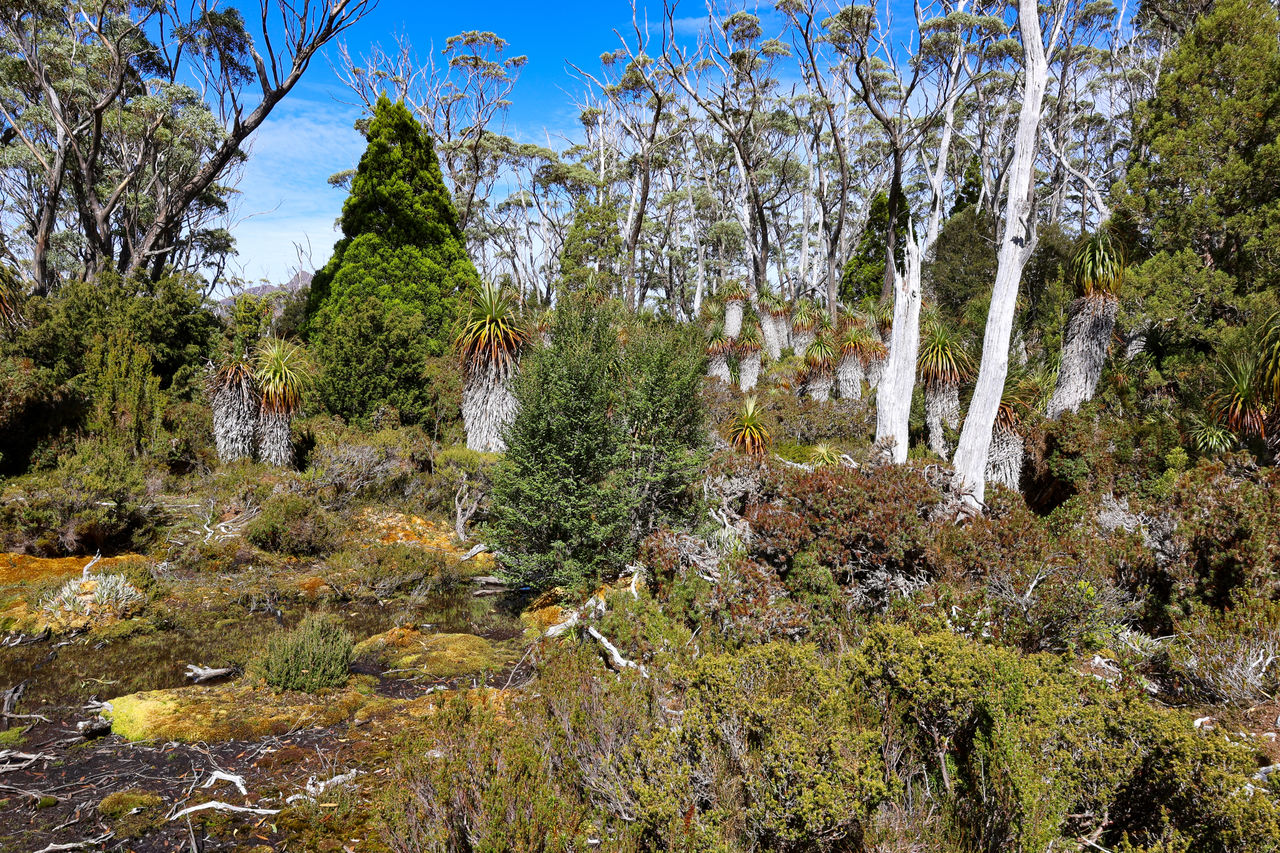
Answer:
227 97 364 284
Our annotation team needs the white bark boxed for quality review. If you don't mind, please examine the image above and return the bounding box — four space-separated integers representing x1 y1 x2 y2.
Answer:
463 360 519 453
257 409 294 468
760 313 784 361
951 0 1051 508
724 300 744 339
836 354 864 401
738 351 761 391
708 353 731 384
211 377 257 464
1046 295 1119 419
924 383 961 460
792 328 815 357
874 238 923 462
806 371 833 402
985 426 1025 492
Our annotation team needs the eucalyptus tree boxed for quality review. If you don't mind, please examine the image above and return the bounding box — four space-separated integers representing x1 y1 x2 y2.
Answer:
952 0 1082 510
0 0 374 293
828 0 994 462
663 7 795 302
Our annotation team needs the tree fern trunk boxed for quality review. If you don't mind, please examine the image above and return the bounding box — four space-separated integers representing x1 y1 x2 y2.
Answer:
1046 295 1118 420
836 354 864 401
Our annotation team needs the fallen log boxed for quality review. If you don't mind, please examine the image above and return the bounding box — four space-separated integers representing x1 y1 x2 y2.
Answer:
168 800 281 821
186 664 236 683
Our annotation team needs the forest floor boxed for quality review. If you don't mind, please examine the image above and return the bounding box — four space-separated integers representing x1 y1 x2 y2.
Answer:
0 506 538 852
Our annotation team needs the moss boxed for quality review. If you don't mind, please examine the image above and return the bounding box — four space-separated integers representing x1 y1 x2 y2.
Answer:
0 727 26 746
354 627 509 678
98 788 164 838
106 679 372 743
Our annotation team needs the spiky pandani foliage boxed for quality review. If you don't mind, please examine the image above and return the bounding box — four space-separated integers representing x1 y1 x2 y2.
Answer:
730 396 770 456
1259 313 1280 404
804 334 837 402
458 283 529 453
792 299 821 333
737 323 763 391
861 295 894 337
254 338 313 467
810 443 841 467
917 320 975 391
1070 227 1125 299
1189 413 1236 454
1210 353 1268 441
209 360 258 463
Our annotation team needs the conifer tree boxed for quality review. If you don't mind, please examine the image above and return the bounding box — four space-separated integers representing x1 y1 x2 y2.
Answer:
307 96 479 422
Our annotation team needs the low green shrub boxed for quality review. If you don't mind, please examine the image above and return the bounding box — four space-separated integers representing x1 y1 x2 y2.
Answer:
258 614 353 693
0 438 159 555
245 493 339 556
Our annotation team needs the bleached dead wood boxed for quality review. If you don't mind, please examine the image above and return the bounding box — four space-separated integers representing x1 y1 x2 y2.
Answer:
186 664 235 683
585 626 648 677
201 770 248 796
168 800 280 821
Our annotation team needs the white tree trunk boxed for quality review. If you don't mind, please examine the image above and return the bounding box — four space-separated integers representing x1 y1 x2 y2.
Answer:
724 300 744 339
807 371 833 402
950 0 1050 509
708 353 731 384
836 354 864 401
212 378 258 463
985 426 1025 492
1046 295 1119 419
257 409 293 468
924 383 961 460
739 351 761 391
463 361 518 453
874 239 923 462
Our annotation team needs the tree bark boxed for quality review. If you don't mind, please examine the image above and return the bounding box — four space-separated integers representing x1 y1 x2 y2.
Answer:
738 351 761 392
951 0 1050 509
837 354 864 401
257 409 294 468
985 425 1025 492
1046 295 1119 419
463 360 519 453
211 377 258 464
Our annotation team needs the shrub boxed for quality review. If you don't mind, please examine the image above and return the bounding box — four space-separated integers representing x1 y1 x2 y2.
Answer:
258 614 353 693
245 493 340 556
0 439 158 555
488 301 706 591
41 572 145 630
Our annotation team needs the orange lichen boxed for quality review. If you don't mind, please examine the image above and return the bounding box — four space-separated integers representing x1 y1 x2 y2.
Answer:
0 553 141 586
296 575 329 597
353 511 495 571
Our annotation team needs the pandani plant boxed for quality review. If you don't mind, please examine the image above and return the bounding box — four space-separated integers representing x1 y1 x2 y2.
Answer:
722 280 748 339
254 337 313 467
836 318 884 401
803 333 837 402
758 288 789 359
791 299 821 356
1209 352 1268 446
706 323 733 384
736 322 763 391
730 396 770 456
860 295 894 388
209 335 260 465
1047 227 1125 419
917 318 974 460
986 369 1037 492
458 282 529 453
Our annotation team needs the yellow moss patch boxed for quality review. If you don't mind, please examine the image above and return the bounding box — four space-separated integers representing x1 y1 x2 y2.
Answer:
106 679 372 743
354 627 509 679
99 788 165 838
521 604 564 633
0 552 141 586
296 575 330 597
353 511 495 573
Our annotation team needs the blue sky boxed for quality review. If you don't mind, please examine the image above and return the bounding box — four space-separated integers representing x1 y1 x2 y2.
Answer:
232 0 744 284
